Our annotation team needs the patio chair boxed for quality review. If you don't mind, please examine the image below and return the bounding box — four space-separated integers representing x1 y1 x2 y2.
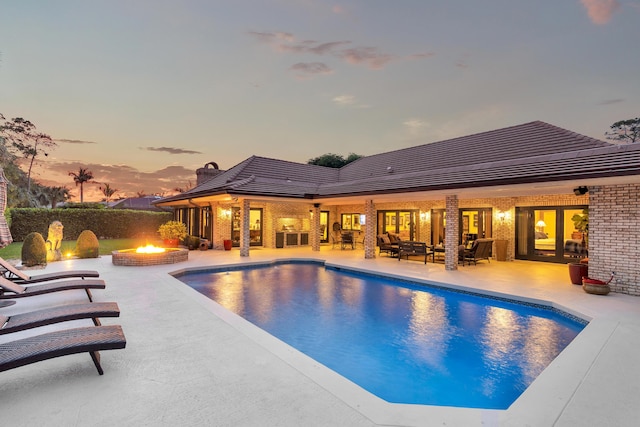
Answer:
377 234 398 257
0 256 99 284
1 302 120 335
460 239 494 266
0 277 105 302
0 324 126 375
341 232 355 250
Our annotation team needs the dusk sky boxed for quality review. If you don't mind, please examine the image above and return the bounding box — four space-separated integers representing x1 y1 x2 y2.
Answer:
1 0 638 202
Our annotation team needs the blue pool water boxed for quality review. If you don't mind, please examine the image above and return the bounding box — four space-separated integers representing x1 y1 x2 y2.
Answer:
178 262 586 409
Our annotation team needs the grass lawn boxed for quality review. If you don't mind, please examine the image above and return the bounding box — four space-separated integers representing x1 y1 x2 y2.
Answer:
0 238 156 260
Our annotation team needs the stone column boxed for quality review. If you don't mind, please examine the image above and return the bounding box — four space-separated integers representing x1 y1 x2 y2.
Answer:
364 199 376 259
312 204 321 251
240 198 250 257
445 195 459 270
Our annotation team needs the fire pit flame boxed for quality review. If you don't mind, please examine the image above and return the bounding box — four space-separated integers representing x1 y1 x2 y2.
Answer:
136 244 165 254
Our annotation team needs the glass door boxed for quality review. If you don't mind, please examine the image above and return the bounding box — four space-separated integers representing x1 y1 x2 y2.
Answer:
232 207 263 247
431 209 445 246
377 210 417 241
320 211 329 243
459 208 493 247
515 206 587 262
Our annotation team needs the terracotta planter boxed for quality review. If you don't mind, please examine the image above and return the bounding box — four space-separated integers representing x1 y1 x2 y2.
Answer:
568 262 588 285
223 239 232 251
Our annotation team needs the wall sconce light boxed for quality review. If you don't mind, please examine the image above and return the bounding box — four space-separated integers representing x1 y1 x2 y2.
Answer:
419 211 429 221
221 208 232 219
573 186 588 196
497 211 506 223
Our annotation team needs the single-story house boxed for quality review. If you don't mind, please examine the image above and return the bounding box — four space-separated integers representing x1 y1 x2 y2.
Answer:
154 121 640 295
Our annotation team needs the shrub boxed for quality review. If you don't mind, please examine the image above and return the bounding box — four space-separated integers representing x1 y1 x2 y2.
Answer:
21 232 47 267
183 235 201 250
8 208 172 241
75 229 100 259
158 221 188 241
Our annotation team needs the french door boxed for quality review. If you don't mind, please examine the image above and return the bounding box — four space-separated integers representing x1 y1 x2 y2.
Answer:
515 206 587 262
377 210 417 241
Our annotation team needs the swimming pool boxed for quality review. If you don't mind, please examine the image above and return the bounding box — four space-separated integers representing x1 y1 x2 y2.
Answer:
177 261 586 409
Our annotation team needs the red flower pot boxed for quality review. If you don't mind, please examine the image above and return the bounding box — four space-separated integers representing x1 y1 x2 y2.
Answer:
223 239 232 251
163 238 179 248
568 262 588 285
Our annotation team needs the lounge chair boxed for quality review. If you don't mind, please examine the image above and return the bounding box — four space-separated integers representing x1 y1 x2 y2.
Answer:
0 277 105 302
460 239 494 266
1 302 120 335
0 257 99 284
0 324 126 375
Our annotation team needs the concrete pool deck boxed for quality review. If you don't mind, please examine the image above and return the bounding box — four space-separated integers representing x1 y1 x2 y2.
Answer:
1 247 639 426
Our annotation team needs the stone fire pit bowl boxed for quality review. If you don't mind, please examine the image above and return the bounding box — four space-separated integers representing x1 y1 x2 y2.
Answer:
112 247 189 266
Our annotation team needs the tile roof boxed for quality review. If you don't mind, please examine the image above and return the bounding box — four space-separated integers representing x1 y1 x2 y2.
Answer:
156 121 639 204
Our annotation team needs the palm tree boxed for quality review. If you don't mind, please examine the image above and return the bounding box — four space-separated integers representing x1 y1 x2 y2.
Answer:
47 186 71 208
99 183 118 202
68 167 94 202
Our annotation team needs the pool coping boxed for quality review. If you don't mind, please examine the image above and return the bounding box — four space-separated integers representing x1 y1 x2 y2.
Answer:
169 257 607 427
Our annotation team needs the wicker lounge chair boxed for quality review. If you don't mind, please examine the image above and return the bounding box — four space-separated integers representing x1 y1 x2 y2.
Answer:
0 277 105 302
0 256 99 284
0 325 126 375
1 302 120 335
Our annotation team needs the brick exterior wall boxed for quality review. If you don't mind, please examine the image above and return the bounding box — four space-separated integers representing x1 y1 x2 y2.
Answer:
589 184 640 296
199 187 637 295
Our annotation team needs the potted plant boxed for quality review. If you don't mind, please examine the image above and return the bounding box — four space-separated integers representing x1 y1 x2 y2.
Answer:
568 208 589 285
158 221 188 247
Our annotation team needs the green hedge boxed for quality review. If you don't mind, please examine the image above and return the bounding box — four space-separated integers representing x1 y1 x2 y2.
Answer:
8 208 173 241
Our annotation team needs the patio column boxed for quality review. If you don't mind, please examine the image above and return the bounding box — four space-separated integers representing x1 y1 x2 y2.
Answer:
239 198 250 257
211 202 222 250
311 204 321 251
364 199 376 259
445 195 459 270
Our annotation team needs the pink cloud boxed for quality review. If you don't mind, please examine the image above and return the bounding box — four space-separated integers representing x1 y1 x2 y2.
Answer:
338 47 394 70
290 62 333 79
580 0 620 24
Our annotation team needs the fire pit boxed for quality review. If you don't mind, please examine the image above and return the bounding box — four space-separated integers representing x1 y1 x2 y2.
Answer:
112 245 189 266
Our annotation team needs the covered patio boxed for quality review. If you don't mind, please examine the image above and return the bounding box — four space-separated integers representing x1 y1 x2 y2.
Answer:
1 247 639 426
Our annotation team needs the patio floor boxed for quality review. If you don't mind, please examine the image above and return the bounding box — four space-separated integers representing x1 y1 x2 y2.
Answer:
1 246 639 427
